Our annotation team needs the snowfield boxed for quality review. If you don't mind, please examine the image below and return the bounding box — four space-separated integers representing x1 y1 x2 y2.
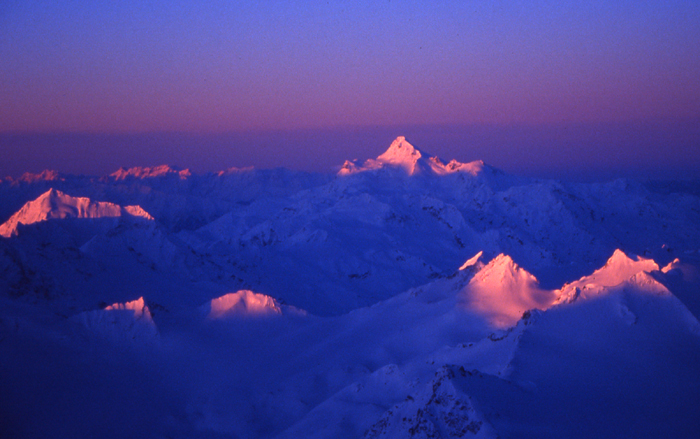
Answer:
1 137 699 438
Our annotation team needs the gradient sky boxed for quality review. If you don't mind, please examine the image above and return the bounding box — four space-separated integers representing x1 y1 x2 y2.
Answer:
1 1 699 179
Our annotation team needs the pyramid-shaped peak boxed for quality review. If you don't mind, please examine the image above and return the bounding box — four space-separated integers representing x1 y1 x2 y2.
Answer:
375 137 425 173
36 188 63 209
461 253 554 328
607 249 634 264
485 253 518 271
38 187 60 197
43 187 68 200
603 249 659 273
474 253 539 284
381 136 421 157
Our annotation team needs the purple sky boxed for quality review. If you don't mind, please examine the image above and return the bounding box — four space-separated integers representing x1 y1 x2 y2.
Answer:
1 1 699 179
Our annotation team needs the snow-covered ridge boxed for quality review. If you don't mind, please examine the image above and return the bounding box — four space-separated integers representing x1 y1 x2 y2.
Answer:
589 249 660 285
109 165 192 180
556 249 661 303
104 296 155 322
459 251 484 271
437 249 675 328
338 136 485 177
16 170 66 183
217 166 256 176
0 188 153 237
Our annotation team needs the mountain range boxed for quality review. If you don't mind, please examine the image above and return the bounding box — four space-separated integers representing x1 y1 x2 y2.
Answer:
1 137 699 438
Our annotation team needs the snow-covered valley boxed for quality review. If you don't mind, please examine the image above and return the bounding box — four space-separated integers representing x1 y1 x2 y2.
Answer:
1 137 699 438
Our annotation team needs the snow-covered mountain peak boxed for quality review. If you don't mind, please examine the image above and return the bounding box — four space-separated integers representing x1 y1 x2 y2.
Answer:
375 136 424 171
204 290 283 319
0 189 154 237
476 254 534 283
459 254 555 328
339 136 430 176
338 136 489 178
555 250 663 304
580 249 659 289
608 248 637 265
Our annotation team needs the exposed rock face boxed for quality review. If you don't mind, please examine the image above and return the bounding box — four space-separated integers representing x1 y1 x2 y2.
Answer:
364 366 494 439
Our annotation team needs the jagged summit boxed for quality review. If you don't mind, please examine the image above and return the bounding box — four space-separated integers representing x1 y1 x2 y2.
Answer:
104 297 154 323
109 165 191 180
0 189 153 237
338 136 486 177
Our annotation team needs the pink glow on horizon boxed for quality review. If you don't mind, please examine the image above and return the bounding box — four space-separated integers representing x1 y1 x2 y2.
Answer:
1 1 699 133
